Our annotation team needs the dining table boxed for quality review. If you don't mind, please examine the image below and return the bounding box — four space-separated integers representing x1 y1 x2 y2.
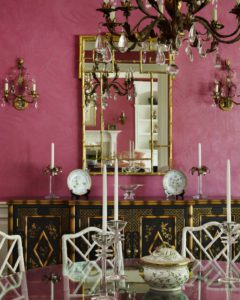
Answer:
1 259 240 300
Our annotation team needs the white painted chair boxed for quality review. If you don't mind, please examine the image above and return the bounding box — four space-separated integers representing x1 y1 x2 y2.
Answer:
0 272 28 299
62 227 103 275
182 221 240 287
181 221 231 261
0 231 25 277
62 227 113 299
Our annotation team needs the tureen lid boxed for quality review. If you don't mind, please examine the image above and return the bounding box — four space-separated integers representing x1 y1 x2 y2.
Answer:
140 245 190 266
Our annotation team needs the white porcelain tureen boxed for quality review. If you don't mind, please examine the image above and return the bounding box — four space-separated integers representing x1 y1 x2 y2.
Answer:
140 246 190 291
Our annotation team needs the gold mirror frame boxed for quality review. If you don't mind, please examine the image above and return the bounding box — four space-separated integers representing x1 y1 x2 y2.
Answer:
79 35 173 175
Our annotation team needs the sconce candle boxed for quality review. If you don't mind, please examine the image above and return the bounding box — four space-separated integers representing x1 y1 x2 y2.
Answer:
212 3 218 22
4 79 8 92
114 158 119 220
214 80 219 93
32 80 36 92
51 143 55 169
102 164 108 232
226 159 232 223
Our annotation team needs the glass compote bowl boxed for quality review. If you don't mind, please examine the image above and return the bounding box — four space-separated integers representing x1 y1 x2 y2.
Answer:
119 184 143 200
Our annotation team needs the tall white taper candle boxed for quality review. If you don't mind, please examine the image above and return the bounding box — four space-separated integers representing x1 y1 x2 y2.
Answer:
198 143 202 168
102 164 108 232
226 159 231 223
114 158 119 220
51 143 55 169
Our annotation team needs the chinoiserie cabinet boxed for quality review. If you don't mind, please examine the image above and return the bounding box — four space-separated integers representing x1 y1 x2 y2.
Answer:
8 198 240 269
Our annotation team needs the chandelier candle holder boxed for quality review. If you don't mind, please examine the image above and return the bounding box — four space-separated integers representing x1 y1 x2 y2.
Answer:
92 232 115 300
219 221 240 284
107 220 127 280
2 58 39 110
97 0 240 71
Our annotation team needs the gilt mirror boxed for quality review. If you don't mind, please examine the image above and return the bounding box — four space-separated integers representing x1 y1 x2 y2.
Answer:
79 35 172 175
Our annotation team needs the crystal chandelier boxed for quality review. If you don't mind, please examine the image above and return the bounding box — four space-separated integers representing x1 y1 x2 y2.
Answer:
212 59 240 111
84 52 135 109
97 0 240 67
2 58 39 111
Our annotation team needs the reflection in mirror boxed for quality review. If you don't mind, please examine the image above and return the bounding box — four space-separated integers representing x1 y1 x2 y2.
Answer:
79 36 172 175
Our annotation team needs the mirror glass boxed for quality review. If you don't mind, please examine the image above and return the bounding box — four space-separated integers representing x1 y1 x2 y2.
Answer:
79 36 172 175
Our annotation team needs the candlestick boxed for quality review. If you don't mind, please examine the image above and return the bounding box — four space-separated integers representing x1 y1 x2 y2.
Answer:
226 159 231 223
51 143 55 169
114 158 119 220
102 164 107 232
198 143 202 168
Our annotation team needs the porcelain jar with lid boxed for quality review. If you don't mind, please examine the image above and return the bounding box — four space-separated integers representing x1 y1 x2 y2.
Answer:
140 246 190 291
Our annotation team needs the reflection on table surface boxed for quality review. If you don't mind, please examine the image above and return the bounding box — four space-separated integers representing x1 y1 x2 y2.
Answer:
1 260 240 299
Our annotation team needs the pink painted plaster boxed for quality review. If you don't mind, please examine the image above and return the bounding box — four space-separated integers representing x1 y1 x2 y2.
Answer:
0 0 238 201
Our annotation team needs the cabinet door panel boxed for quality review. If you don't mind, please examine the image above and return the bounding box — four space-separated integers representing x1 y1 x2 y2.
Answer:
12 204 70 269
26 216 61 269
140 216 176 256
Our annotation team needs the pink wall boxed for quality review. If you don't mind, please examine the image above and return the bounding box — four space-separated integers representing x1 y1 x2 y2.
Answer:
0 0 239 201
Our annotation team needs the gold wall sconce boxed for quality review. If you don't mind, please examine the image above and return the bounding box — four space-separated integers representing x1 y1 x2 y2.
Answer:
212 59 240 111
2 58 39 110
119 112 126 124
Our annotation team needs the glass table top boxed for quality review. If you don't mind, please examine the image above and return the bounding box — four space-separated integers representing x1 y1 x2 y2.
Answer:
1 260 240 299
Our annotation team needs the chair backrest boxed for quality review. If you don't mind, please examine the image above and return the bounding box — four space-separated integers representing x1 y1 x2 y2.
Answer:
62 227 103 276
0 272 28 300
181 222 228 261
0 231 25 277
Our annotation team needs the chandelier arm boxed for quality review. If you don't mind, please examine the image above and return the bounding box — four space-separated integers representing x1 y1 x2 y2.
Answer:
85 82 99 96
108 79 134 96
136 0 163 19
148 0 162 15
184 0 209 15
131 15 156 33
131 18 160 41
195 16 240 39
112 86 128 96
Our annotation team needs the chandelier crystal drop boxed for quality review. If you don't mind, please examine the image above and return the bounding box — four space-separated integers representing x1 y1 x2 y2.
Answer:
97 0 240 70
